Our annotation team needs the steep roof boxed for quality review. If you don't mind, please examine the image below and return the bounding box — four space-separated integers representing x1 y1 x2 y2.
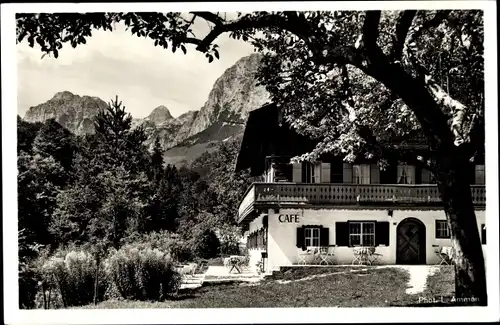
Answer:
235 103 315 176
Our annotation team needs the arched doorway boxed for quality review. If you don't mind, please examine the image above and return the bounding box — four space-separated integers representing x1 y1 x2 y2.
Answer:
396 218 426 264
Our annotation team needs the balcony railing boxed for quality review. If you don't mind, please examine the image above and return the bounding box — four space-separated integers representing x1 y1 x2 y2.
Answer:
237 183 486 223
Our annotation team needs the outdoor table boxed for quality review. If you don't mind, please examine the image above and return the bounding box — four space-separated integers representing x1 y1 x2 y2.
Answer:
228 255 243 273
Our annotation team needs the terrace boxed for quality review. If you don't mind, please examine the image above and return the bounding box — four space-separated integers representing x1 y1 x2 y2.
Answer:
237 183 486 223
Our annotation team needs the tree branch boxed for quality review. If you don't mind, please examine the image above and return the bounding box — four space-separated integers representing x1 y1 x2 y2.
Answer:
404 10 451 77
362 11 382 50
390 10 417 61
191 11 225 26
423 74 471 146
193 14 292 51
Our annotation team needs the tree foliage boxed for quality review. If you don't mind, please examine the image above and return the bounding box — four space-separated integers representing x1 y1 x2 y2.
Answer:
16 9 487 303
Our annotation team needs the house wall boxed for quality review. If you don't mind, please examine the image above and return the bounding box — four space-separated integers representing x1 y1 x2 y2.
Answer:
246 214 267 272
265 207 486 271
264 160 486 185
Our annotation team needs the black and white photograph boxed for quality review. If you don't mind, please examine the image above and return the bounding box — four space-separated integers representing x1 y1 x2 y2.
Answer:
2 1 499 324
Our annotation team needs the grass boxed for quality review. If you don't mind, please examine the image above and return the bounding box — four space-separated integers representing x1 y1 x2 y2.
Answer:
396 266 483 307
76 266 418 308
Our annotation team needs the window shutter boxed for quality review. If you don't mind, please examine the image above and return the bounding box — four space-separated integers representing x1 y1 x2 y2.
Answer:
434 220 439 238
415 165 422 184
314 162 322 183
343 163 352 183
475 165 485 185
301 162 307 182
296 227 305 248
330 159 343 183
292 163 302 182
370 164 380 184
335 222 349 246
381 163 397 184
320 227 329 246
321 163 331 183
375 222 390 246
407 165 416 184
421 168 431 184
262 215 268 228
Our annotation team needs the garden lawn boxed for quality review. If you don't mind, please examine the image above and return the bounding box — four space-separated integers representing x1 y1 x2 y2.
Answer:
77 266 422 308
392 266 480 307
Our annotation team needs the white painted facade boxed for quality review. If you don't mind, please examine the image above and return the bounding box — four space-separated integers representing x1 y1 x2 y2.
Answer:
246 207 486 272
247 214 267 272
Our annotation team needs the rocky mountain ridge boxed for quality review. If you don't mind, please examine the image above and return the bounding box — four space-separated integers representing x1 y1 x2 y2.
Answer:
23 91 109 135
21 53 270 162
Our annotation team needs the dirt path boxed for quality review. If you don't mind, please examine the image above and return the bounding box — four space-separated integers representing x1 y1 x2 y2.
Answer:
392 265 440 294
276 268 369 284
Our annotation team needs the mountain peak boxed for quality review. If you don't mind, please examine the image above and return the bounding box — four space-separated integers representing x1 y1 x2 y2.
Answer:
52 91 76 100
23 91 108 135
146 105 173 124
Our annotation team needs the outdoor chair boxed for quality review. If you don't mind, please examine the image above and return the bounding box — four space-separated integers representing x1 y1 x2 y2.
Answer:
368 248 383 265
352 246 374 265
434 246 452 265
297 249 310 265
318 246 335 265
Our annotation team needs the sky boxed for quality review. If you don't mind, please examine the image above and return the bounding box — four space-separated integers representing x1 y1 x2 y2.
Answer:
17 14 255 119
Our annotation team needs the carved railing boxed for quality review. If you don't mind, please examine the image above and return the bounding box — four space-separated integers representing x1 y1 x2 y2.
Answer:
237 183 486 222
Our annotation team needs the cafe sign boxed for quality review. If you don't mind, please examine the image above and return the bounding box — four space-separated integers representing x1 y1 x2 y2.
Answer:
278 214 300 223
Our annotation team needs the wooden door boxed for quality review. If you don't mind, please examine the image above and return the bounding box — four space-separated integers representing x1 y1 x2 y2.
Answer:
397 218 426 264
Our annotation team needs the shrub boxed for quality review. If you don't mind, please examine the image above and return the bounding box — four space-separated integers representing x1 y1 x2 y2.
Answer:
216 225 243 256
18 229 44 309
19 267 39 309
191 228 221 259
122 231 193 263
105 244 181 301
39 249 107 307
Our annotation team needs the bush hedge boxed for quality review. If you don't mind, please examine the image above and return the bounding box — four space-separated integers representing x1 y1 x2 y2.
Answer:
105 245 181 301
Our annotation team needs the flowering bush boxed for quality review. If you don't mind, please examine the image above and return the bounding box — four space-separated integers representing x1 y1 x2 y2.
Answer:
105 244 181 301
39 249 107 307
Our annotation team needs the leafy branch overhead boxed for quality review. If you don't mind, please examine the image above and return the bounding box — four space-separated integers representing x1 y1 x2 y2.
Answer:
16 9 487 305
17 10 484 167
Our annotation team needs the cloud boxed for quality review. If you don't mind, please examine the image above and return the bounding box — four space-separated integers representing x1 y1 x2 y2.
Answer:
17 19 255 118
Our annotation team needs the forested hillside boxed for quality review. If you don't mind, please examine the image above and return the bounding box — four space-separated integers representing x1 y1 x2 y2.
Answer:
18 97 251 308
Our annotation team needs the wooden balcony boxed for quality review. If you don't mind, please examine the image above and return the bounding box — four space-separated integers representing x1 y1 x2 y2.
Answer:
237 183 486 223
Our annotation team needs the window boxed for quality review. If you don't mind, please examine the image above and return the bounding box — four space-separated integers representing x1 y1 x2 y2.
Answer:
349 222 375 246
397 164 415 184
304 227 320 247
297 227 329 248
302 162 321 183
481 224 486 245
247 229 266 249
352 164 371 184
421 168 436 184
330 160 344 183
475 165 485 185
435 220 451 238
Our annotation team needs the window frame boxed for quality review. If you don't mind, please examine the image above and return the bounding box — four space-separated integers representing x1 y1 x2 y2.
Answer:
397 163 415 184
352 164 371 184
435 220 451 239
475 164 485 185
304 227 321 247
348 221 376 247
